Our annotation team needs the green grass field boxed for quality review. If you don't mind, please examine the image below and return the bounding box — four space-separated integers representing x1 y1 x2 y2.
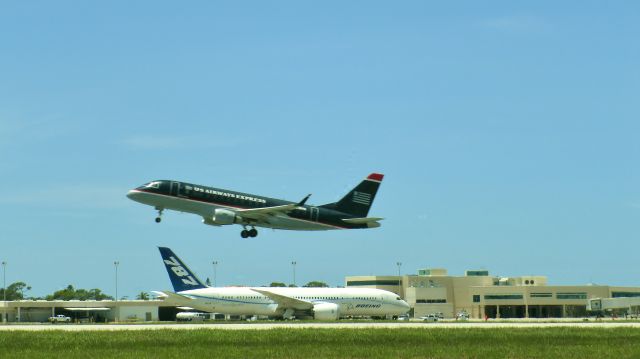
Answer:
1 328 639 358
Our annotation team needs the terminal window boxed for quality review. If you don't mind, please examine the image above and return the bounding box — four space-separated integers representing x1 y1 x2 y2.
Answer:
530 293 552 298
612 292 640 298
416 299 446 304
466 270 489 276
556 293 587 300
484 294 523 300
346 280 400 286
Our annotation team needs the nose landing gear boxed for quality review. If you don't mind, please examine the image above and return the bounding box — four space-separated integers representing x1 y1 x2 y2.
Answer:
241 227 258 238
155 207 164 223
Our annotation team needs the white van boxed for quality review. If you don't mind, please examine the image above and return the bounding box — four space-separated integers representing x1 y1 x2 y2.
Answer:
176 312 207 321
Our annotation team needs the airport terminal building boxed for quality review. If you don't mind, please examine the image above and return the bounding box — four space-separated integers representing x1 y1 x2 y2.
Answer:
2 268 640 322
346 269 640 319
0 299 181 323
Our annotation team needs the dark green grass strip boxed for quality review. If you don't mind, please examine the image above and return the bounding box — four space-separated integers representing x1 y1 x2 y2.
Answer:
1 328 639 358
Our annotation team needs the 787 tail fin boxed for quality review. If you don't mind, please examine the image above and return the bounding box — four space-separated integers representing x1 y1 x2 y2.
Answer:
158 247 208 292
320 173 384 217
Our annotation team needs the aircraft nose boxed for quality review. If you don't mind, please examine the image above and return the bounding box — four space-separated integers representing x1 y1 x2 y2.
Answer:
126 190 137 200
402 300 410 311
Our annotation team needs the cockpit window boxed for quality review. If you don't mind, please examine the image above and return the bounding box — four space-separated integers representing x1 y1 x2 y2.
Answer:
144 181 161 189
396 297 402 300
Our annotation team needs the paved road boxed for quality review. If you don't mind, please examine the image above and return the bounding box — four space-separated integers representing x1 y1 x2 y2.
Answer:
1 321 640 331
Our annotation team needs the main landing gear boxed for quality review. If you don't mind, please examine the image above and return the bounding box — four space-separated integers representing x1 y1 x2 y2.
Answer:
241 227 258 238
155 207 164 223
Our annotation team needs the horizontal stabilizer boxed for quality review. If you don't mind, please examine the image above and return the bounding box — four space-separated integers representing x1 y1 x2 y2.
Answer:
151 291 168 299
341 217 384 224
154 290 193 305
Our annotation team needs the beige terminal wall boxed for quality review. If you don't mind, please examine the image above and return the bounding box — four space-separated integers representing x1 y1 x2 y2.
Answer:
346 271 640 319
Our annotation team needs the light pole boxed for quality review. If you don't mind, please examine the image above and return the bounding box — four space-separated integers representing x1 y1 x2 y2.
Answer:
396 262 402 295
114 261 119 322
212 261 218 287
291 261 297 286
2 261 6 323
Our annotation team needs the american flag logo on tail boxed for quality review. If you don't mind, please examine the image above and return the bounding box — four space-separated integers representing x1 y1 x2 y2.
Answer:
352 191 372 206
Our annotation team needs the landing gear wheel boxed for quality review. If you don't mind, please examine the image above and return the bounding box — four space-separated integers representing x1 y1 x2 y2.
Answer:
155 207 164 223
241 230 249 238
248 228 258 237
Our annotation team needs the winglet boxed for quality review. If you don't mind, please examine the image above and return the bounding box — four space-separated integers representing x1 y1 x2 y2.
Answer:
297 194 312 207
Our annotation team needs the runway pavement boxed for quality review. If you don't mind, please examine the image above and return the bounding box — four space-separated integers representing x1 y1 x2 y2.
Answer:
1 321 640 331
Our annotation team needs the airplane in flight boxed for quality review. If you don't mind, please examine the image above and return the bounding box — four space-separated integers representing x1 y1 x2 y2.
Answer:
127 173 384 238
154 247 410 320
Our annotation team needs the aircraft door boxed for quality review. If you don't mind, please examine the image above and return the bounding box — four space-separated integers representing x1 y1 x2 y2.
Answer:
310 207 319 222
170 181 180 196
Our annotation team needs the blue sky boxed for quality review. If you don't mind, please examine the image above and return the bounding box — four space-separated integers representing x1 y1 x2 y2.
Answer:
1 1 638 298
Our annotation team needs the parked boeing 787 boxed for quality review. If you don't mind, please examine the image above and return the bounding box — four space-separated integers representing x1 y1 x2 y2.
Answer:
154 247 409 320
127 173 384 238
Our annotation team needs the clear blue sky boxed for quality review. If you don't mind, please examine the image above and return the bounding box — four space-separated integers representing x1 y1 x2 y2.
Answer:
1 1 638 298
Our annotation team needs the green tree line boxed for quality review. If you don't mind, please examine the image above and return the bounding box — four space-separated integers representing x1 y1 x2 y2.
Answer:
1 279 333 301
0 282 141 301
268 281 330 288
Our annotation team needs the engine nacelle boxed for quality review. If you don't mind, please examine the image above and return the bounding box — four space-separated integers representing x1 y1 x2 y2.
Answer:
313 303 340 320
208 208 237 225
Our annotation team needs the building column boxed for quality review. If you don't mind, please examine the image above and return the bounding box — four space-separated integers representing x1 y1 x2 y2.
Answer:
17 307 20 322
496 305 500 319
562 305 566 318
525 304 529 319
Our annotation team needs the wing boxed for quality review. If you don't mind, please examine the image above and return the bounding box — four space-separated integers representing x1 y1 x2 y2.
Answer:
237 204 299 218
236 194 312 221
250 289 313 310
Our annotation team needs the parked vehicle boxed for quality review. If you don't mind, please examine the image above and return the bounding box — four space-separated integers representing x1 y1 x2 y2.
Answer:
176 312 207 321
456 310 470 320
419 314 439 322
48 314 71 323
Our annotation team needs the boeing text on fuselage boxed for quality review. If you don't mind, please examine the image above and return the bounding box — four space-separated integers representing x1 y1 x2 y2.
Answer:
127 173 384 238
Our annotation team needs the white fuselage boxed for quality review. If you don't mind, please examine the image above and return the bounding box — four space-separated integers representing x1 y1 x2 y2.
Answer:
167 287 409 318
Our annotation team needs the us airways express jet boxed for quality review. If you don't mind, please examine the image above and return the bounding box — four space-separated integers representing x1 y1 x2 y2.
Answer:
155 247 410 320
127 173 384 238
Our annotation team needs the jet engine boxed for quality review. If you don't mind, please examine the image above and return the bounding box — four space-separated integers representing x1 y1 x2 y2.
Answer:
208 208 237 225
313 303 340 320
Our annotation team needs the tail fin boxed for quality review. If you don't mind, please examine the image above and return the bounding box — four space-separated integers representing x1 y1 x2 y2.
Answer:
158 247 208 292
320 173 384 217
